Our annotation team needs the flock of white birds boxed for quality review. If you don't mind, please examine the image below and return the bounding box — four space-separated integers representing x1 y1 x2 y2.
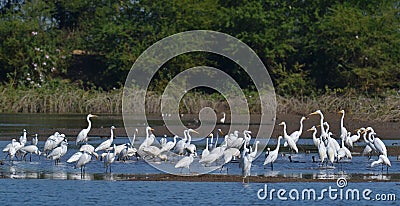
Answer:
263 109 391 173
1 110 393 177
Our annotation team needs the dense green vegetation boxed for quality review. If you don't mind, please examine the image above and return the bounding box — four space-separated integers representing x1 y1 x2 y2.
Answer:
0 0 399 119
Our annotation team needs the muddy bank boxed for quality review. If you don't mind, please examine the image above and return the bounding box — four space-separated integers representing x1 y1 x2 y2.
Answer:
0 113 399 141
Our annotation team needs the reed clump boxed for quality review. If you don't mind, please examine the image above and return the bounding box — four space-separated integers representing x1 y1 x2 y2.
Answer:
0 84 399 122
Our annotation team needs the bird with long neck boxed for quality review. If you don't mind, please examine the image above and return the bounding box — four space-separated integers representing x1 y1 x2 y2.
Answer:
185 129 199 155
338 110 348 142
263 136 282 170
307 126 320 148
309 110 328 144
95 126 115 152
279 122 298 153
284 116 306 147
76 114 98 145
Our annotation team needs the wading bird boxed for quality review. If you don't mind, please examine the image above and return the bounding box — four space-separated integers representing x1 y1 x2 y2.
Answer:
371 155 391 173
338 110 348 144
76 114 98 145
263 136 282 170
95 126 115 152
279 122 298 154
20 145 41 162
307 126 320 148
75 151 92 174
47 141 68 165
284 117 306 147
220 112 226 124
104 145 116 173
175 153 195 174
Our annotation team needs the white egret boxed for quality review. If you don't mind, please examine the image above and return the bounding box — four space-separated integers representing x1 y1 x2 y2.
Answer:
249 141 260 162
327 131 340 152
243 130 252 147
175 153 195 174
200 140 227 166
184 129 198 155
47 141 68 165
220 147 240 174
211 129 223 151
337 137 352 162
338 110 348 142
75 151 92 173
223 147 240 164
279 122 298 154
242 148 252 183
3 139 19 153
129 128 139 145
161 135 178 153
371 155 391 172
67 152 83 163
174 130 187 155
113 143 128 159
318 137 327 166
139 126 155 151
347 128 365 148
104 145 116 173
309 110 329 143
369 132 387 156
307 126 320 148
201 137 210 158
95 126 115 152
20 145 41 161
326 138 337 166
284 117 306 147
220 112 226 124
263 136 282 170
43 132 65 155
142 145 162 159
76 114 98 145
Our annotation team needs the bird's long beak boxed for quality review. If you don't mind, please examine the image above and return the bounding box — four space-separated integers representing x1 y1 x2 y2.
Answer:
193 130 199 134
306 128 314 131
316 124 321 128
278 122 284 126
218 129 223 135
92 115 99 118
309 111 318 116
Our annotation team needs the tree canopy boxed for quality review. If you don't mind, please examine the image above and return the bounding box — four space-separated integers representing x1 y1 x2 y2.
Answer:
0 0 399 96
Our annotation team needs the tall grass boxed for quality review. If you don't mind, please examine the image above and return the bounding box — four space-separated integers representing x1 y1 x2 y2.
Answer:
0 84 399 122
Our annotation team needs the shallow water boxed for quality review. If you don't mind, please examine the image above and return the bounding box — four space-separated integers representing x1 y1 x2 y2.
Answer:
0 179 398 205
1 139 399 178
1 114 399 205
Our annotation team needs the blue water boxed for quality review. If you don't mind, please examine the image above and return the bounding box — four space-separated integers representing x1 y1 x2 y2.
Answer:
0 113 399 205
0 179 398 205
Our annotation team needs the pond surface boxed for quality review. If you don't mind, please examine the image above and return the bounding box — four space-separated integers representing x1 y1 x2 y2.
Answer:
0 113 399 205
0 179 398 205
